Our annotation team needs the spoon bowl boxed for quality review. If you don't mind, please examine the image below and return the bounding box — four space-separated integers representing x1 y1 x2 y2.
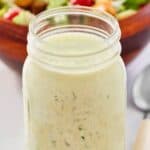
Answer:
132 65 150 150
133 65 150 112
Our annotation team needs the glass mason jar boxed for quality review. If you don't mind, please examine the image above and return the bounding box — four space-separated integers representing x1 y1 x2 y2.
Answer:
23 6 126 150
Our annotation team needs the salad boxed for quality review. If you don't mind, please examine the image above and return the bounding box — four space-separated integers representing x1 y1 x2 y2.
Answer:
0 0 149 25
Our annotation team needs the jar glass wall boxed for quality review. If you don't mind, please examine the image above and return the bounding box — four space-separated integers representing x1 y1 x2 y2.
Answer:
23 6 126 150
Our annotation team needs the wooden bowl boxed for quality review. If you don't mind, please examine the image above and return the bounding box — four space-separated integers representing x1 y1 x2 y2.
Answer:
0 4 150 64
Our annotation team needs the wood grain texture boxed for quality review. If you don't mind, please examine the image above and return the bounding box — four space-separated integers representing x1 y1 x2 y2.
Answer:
0 19 27 62
120 3 150 39
133 120 150 150
0 4 150 63
120 3 150 55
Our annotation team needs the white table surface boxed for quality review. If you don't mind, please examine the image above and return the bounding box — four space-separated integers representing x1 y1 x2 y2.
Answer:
0 43 150 150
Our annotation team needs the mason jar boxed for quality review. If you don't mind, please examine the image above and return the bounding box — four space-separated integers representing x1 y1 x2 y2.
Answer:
23 6 126 150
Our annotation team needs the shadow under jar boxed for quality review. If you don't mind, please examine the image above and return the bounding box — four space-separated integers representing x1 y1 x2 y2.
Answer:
23 6 126 150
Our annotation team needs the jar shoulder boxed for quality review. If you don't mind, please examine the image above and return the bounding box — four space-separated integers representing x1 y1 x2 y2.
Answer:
23 56 126 79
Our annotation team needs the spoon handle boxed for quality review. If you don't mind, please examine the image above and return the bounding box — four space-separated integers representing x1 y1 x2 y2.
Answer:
133 119 150 150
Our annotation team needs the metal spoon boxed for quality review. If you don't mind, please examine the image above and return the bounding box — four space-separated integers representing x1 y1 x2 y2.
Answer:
133 65 150 150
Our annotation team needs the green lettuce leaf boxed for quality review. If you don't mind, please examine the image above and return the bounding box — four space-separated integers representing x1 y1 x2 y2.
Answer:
0 1 9 17
47 0 69 8
124 0 150 9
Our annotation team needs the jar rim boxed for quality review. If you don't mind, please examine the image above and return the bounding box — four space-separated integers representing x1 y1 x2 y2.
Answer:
29 6 121 58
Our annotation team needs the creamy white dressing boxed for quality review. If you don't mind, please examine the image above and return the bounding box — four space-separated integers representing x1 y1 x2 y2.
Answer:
23 32 126 150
